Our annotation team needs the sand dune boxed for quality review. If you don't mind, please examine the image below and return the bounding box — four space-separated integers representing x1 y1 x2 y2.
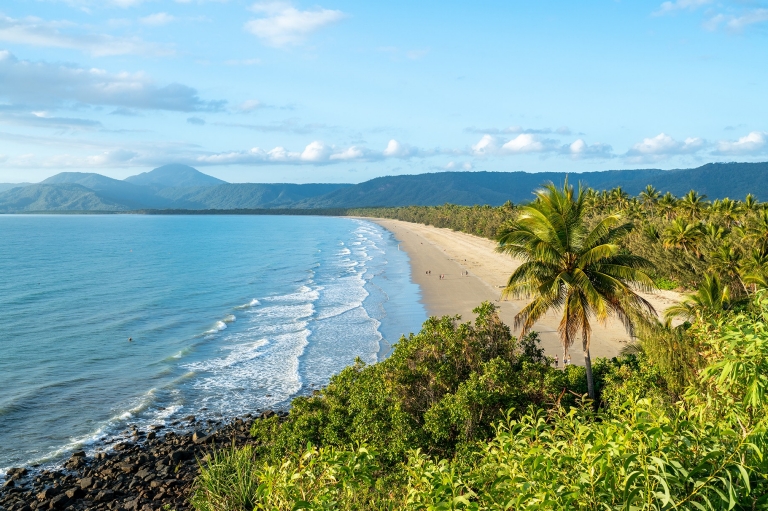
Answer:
373 219 682 365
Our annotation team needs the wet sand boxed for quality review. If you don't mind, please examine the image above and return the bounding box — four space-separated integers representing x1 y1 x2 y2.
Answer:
373 219 681 364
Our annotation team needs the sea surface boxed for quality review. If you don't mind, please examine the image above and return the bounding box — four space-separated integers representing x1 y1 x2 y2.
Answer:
0 215 425 473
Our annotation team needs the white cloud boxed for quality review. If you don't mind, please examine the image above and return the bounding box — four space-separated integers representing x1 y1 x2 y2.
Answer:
708 9 768 32
139 13 175 26
0 51 225 111
382 139 417 158
626 133 705 162
471 134 497 156
653 0 711 16
330 146 365 160
0 14 172 57
245 1 346 47
564 139 613 159
715 131 767 155
300 141 330 162
501 133 547 153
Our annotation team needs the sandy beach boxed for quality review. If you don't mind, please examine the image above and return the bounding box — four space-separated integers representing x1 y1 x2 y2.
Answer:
372 218 682 364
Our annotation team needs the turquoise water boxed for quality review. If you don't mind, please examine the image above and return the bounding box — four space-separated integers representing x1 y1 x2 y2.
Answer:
0 215 425 472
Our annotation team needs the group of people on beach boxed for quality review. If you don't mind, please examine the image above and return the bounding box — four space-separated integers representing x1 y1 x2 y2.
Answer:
425 270 470 278
553 354 571 368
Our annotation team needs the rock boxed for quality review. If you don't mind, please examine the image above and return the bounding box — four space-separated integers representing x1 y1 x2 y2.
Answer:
65 487 85 499
94 489 115 502
260 410 275 419
71 451 86 458
36 488 55 501
6 467 28 478
78 477 94 490
193 431 216 444
2 479 14 488
170 450 192 463
146 431 156 440
118 462 136 474
48 493 69 509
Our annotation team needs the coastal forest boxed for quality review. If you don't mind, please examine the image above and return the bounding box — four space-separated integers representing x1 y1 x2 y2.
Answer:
190 183 768 510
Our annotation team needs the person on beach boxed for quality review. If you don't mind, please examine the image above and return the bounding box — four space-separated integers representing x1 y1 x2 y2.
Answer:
554 354 558 368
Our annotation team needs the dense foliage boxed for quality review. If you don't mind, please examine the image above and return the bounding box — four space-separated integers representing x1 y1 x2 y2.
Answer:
348 203 515 238
192 294 768 509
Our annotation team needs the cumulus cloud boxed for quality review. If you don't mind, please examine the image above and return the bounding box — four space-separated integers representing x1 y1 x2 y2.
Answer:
0 14 173 57
382 139 418 158
245 1 346 47
0 51 226 112
471 134 498 156
714 131 768 155
329 146 366 160
194 138 425 166
563 139 614 159
501 133 548 153
471 133 595 157
625 133 705 162
139 13 175 26
653 0 710 16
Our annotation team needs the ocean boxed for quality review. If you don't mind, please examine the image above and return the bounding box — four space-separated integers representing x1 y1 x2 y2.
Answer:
0 215 425 473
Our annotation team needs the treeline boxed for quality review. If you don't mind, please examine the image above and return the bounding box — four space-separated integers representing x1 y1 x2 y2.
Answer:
353 186 768 294
348 202 515 238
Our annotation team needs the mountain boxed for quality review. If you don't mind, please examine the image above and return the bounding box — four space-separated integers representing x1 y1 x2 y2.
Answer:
298 162 768 208
2 161 768 213
0 183 124 212
125 164 227 189
42 172 172 209
155 183 352 209
0 183 31 193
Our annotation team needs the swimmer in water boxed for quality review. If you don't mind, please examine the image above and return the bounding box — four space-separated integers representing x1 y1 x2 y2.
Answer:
128 337 133 342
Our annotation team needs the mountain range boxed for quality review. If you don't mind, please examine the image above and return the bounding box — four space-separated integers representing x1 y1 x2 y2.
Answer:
1 162 768 213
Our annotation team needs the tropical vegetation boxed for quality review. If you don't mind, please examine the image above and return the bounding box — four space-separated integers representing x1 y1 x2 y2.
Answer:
192 184 768 509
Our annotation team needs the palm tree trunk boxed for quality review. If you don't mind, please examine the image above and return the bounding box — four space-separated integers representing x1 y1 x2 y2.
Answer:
584 348 595 401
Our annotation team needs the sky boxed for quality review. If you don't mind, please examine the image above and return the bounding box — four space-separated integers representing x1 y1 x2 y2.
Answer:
0 0 767 183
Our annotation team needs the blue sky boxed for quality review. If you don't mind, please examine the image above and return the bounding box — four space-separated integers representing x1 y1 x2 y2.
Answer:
0 0 767 183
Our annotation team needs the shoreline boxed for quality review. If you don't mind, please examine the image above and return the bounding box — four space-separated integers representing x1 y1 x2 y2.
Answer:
0 411 286 511
371 218 682 362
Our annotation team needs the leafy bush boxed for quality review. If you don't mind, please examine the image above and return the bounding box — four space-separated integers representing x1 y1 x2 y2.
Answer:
193 296 768 510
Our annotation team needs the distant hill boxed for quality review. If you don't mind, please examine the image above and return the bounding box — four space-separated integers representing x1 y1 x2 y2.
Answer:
42 172 172 209
2 161 768 212
0 183 31 193
125 164 226 189
298 162 768 208
0 183 124 212
156 183 352 209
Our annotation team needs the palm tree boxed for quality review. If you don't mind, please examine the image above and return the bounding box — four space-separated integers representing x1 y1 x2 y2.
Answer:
664 273 731 322
496 180 656 400
659 192 678 221
680 190 708 220
640 184 661 212
662 219 704 256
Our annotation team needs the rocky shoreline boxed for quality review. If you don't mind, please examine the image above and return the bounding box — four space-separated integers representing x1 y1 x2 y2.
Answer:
0 410 286 511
